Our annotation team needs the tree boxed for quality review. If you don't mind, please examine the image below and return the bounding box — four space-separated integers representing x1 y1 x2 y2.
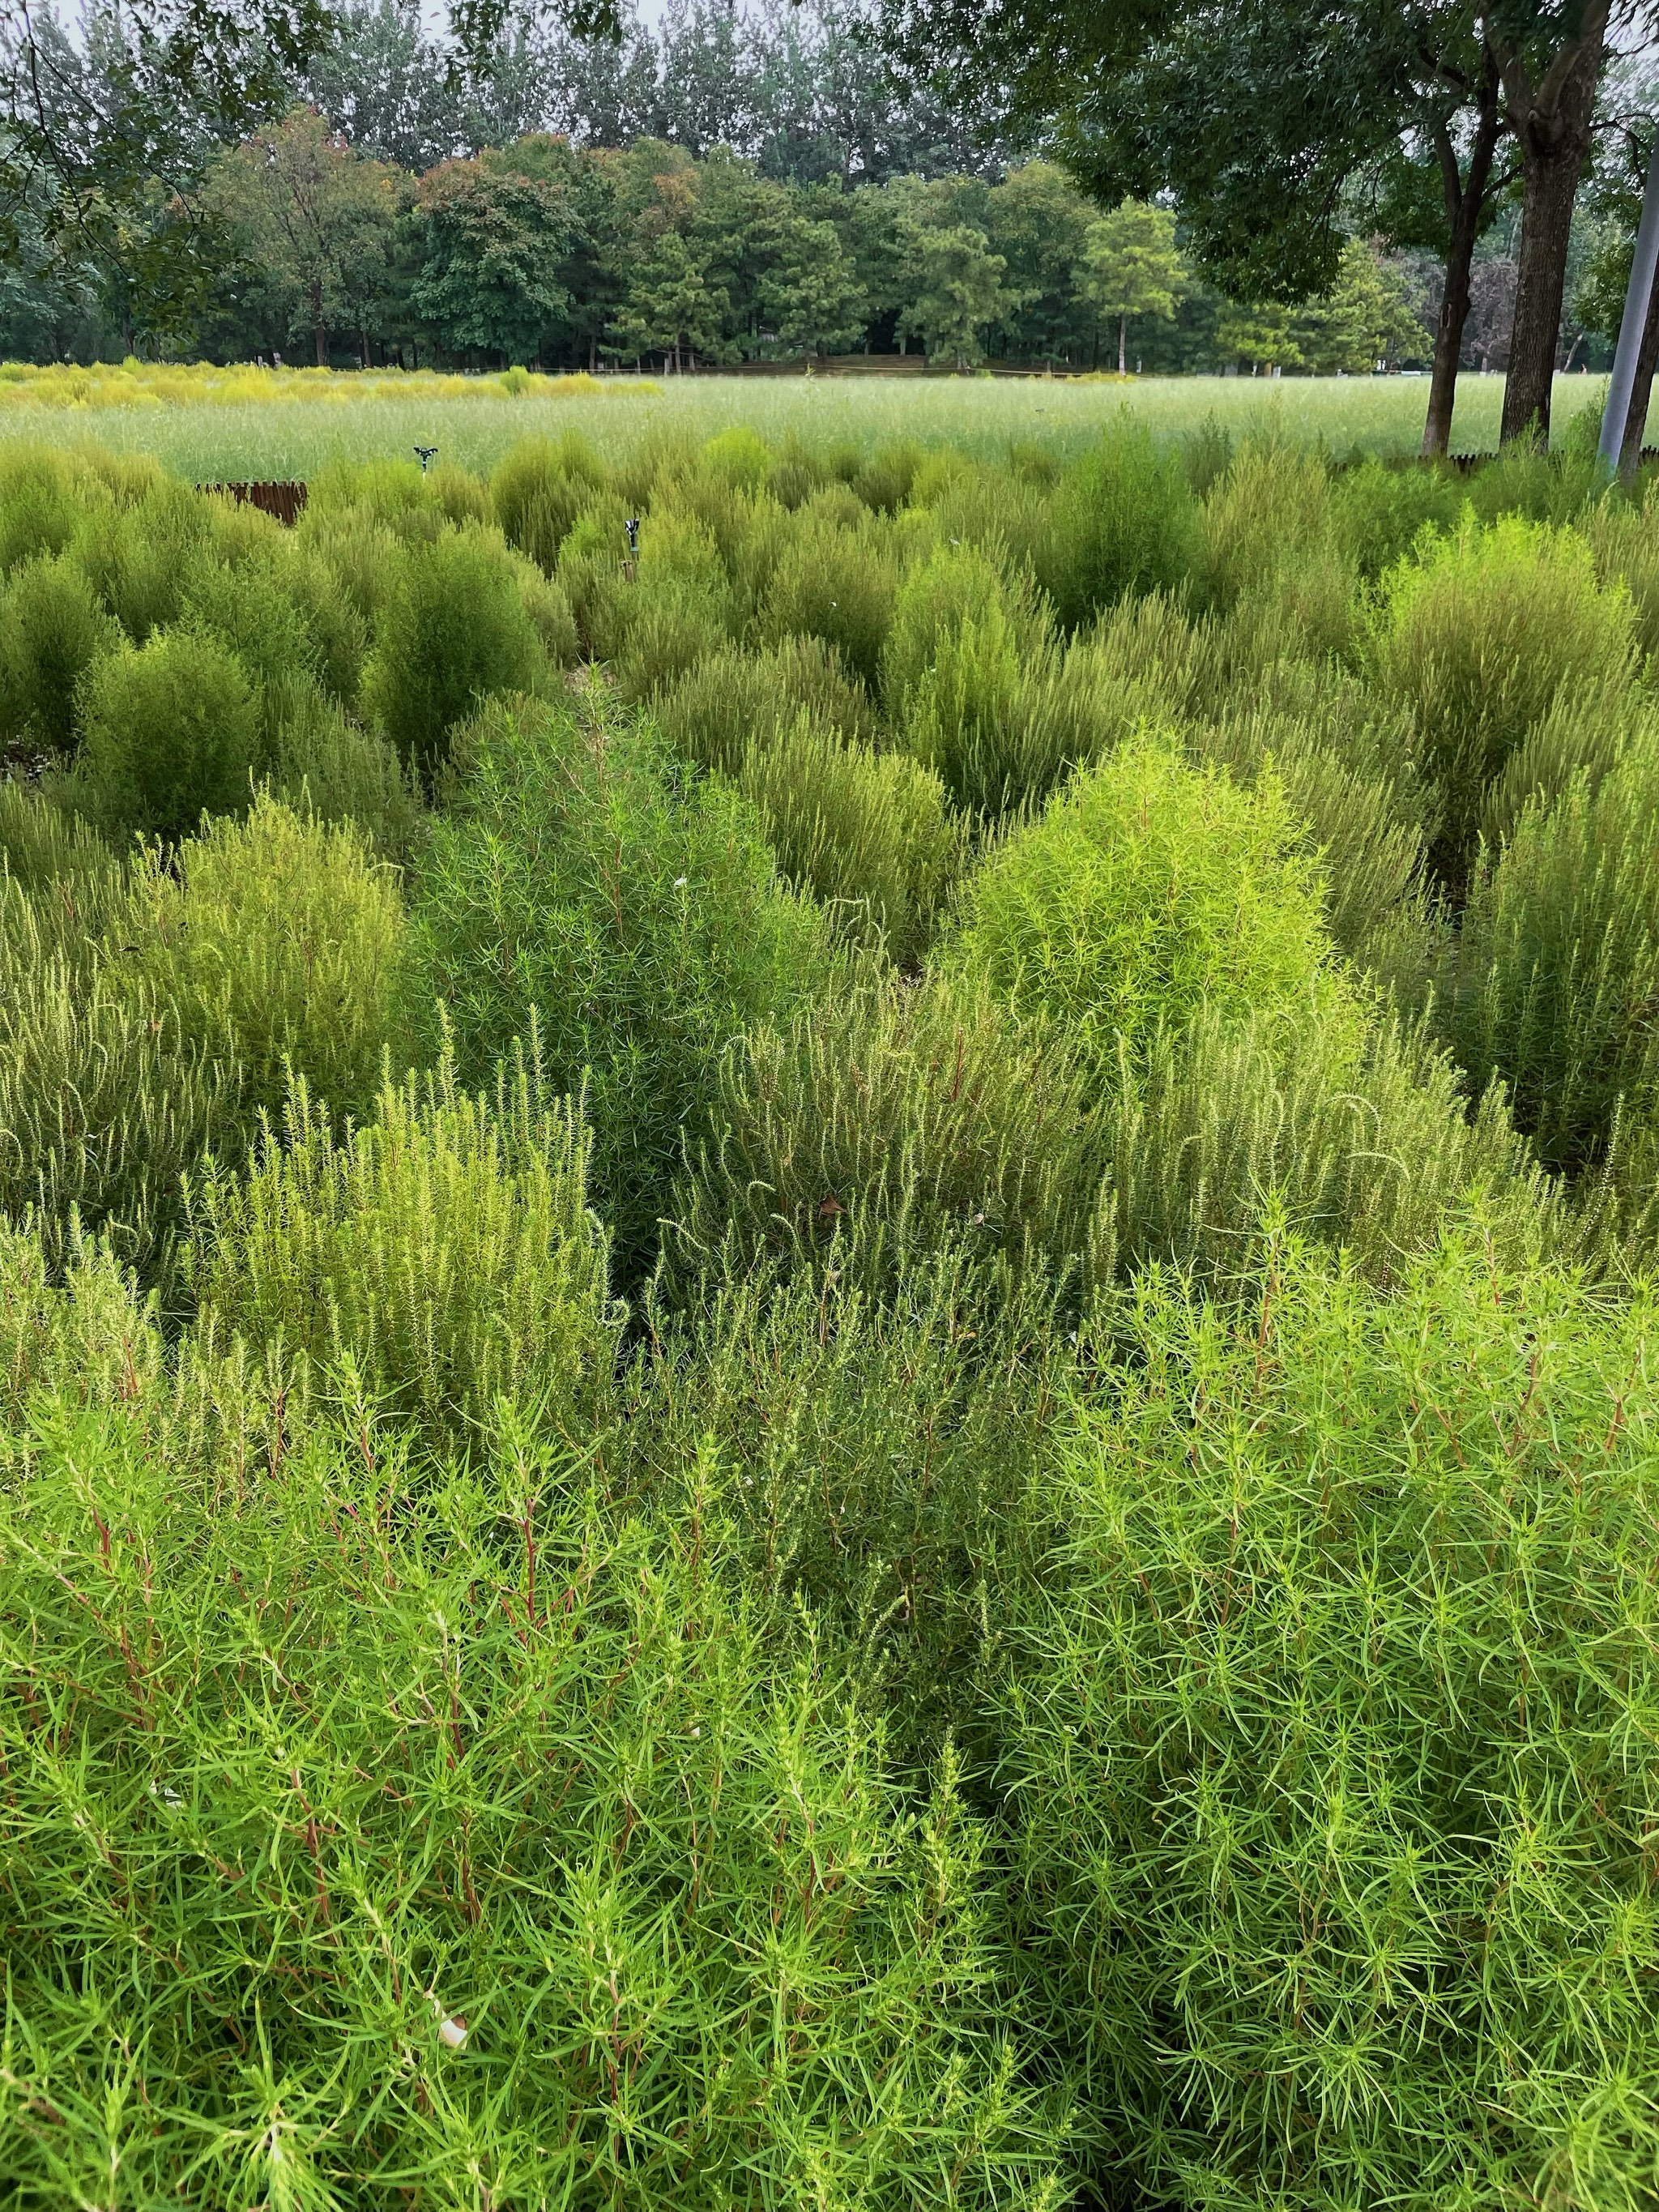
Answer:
612 227 728 369
407 154 578 365
1076 198 1186 372
1294 239 1430 371
983 160 1095 364
896 220 1009 366
1213 299 1304 373
755 212 865 357
203 106 402 364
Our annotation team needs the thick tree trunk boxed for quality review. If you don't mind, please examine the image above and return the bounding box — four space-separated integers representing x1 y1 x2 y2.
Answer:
1422 66 1502 459
1495 3 1610 446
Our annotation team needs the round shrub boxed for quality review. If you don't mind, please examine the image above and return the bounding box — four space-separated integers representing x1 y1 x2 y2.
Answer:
998 1236 1659 2210
0 444 94 575
360 524 544 781
949 737 1333 1064
656 634 876 776
409 697 830 1285
78 630 262 840
760 509 902 688
1368 514 1638 881
69 477 211 642
490 433 608 572
736 716 965 967
701 423 773 489
119 793 409 1124
0 552 119 751
1036 426 1203 628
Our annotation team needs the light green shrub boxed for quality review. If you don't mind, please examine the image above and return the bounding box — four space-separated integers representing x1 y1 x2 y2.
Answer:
117 794 408 1124
553 496 631 655
0 445 109 575
0 1403 1070 2208
269 702 426 864
186 1055 618 1444
1037 426 1203 628
1330 455 1463 578
69 476 210 640
998 1236 1659 2209
737 715 966 966
77 629 262 840
177 536 330 743
655 632 876 776
408 694 830 1283
950 737 1333 1063
1583 493 1659 664
491 435 611 574
1202 442 1358 661
700 422 773 489
0 552 118 751
1368 515 1638 881
360 523 544 780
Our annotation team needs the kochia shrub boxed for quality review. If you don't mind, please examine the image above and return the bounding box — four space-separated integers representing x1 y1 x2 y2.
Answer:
760 506 902 688
1368 515 1638 881
655 633 876 776
77 629 262 840
0 551 118 751
1435 745 1659 1172
69 476 209 641
949 737 1333 1064
117 795 409 1125
736 716 965 966
1036 426 1202 628
998 1237 1659 2209
408 697 830 1283
0 1407 1071 2207
186 1057 619 1445
360 524 544 780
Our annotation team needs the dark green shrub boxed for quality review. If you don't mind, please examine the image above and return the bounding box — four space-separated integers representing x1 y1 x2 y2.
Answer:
854 438 923 513
490 433 609 572
117 793 409 1124
186 1055 618 1445
295 505 412 640
736 716 965 966
0 1400 1069 2207
269 703 426 865
1202 442 1359 661
517 564 580 666
408 695 830 1282
949 737 1333 1065
1331 455 1464 578
0 552 119 751
921 466 1055 585
655 634 876 776
998 1236 1659 2208
553 496 631 655
77 630 262 840
360 524 544 780
1036 425 1203 628
1368 514 1637 882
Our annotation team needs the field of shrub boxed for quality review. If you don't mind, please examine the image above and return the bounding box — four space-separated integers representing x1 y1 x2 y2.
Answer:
2 408 1658 2210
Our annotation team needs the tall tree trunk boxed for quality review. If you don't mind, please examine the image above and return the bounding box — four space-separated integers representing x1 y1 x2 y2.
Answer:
1422 58 1503 459
1620 260 1659 475
311 276 326 369
1492 2 1610 446
1118 312 1127 375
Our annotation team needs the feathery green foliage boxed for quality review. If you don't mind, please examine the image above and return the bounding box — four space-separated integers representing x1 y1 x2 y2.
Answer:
76 629 262 841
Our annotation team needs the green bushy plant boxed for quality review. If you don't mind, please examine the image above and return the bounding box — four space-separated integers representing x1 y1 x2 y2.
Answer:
69 476 210 641
76 628 262 840
1368 514 1638 882
117 793 408 1124
269 702 426 863
998 1235 1659 2209
186 1054 618 1444
1330 455 1464 578
1037 425 1202 629
1583 491 1659 664
0 1402 1071 2207
761 505 902 687
736 715 965 966
655 632 876 776
408 695 830 1282
0 884 236 1282
553 495 632 654
1435 744 1659 1172
950 737 1333 1064
1202 442 1358 661
0 444 96 574
0 551 118 752
177 535 331 744
360 523 544 780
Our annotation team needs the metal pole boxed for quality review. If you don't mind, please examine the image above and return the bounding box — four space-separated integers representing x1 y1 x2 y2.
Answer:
1600 126 1659 470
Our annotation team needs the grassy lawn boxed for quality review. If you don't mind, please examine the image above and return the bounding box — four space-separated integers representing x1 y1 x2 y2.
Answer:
0 366 1611 476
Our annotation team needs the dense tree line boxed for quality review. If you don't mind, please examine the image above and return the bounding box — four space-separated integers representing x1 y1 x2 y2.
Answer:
0 0 1628 387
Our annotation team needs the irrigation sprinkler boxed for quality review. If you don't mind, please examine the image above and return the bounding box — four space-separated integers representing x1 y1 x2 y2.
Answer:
624 515 640 583
414 445 438 473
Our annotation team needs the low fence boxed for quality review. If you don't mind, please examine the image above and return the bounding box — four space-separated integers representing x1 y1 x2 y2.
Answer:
197 480 309 525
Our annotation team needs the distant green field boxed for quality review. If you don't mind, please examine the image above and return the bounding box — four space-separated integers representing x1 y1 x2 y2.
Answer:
0 368 1612 476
